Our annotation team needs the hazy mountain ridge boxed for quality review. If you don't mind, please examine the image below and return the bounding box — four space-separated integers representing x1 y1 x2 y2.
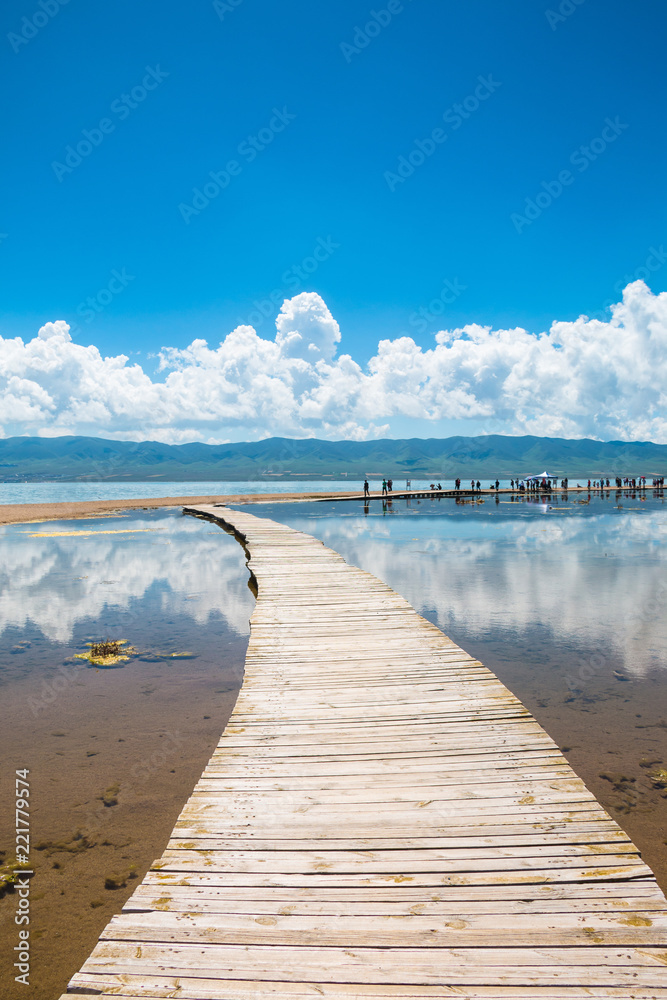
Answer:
0 435 665 482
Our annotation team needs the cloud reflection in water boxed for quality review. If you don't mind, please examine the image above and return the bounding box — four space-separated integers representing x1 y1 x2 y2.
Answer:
279 509 667 678
0 513 253 644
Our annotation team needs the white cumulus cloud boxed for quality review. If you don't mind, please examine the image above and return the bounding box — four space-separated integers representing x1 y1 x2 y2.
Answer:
274 292 341 361
0 283 665 443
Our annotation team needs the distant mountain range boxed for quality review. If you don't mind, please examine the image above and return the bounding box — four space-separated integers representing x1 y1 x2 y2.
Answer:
0 435 665 482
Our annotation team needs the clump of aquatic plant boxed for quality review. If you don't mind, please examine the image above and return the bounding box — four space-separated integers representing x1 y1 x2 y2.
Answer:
104 864 138 890
99 782 120 807
91 639 123 658
75 639 136 667
35 830 95 854
0 860 33 897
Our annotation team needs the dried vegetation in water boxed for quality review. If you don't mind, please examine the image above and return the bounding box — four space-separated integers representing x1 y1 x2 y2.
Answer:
75 639 136 666
74 639 195 667
0 855 33 897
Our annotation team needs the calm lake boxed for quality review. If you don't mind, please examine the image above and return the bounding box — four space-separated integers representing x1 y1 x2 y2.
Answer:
240 489 667 685
0 488 666 998
0 480 362 505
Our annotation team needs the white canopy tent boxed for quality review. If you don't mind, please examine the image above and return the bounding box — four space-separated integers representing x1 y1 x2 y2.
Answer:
525 471 556 481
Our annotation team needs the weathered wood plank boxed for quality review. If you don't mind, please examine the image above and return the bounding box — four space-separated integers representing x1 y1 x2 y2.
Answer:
165 830 634 849
102 909 667 947
125 889 667 916
74 939 667 986
64 971 667 998
142 865 656 887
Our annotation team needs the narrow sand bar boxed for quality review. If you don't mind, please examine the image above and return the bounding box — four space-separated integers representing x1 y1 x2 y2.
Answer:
0 491 357 525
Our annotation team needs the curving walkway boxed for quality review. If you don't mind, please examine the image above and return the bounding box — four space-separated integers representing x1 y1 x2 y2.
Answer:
61 505 667 998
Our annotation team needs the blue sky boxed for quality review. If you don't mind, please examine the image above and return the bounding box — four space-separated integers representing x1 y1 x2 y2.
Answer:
1 0 666 443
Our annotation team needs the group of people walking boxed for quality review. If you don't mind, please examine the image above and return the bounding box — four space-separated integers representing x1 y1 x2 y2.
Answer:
615 476 664 488
362 475 664 499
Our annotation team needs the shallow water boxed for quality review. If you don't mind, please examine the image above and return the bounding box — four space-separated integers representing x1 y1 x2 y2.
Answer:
0 509 254 1000
243 490 667 681
0 479 359 505
0 508 253 676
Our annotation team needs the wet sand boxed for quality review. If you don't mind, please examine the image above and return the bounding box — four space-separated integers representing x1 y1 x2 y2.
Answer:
0 492 356 527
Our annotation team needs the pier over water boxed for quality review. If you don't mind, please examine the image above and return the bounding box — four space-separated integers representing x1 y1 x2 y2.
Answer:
60 505 667 998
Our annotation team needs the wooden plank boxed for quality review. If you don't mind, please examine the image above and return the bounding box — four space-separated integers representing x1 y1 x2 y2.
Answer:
154 848 648 876
161 842 641 861
59 505 667 999
165 830 634 849
64 972 667 998
142 866 656 887
73 940 667 986
102 909 667 947
125 889 667 916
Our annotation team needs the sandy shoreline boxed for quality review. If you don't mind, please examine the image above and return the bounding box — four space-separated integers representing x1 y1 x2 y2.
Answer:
0 491 356 526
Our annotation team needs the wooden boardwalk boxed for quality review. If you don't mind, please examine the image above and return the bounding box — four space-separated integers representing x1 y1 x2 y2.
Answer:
61 505 667 999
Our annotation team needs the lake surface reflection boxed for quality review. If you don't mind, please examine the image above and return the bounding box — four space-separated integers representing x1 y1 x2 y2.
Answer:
242 491 667 682
237 490 667 890
246 498 667 675
0 509 253 681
